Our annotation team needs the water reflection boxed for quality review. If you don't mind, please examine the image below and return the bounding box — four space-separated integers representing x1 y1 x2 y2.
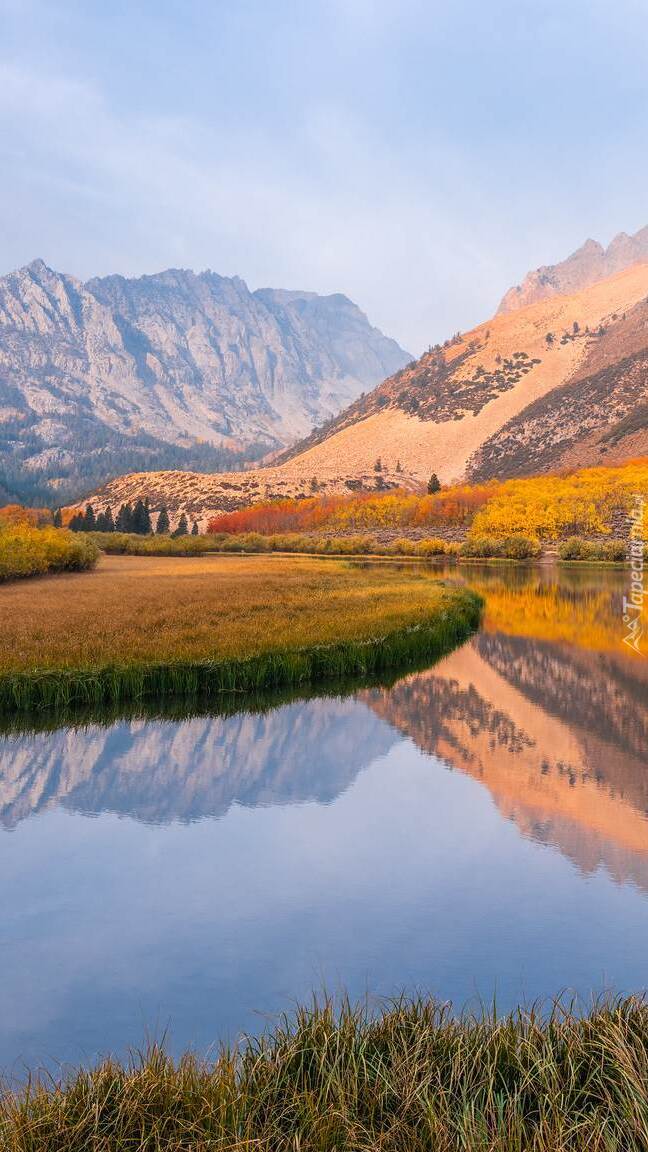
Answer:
0 698 395 829
1 563 646 1069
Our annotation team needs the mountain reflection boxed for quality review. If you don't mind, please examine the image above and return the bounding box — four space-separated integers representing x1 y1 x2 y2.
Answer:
0 700 396 829
364 633 648 891
1 566 646 889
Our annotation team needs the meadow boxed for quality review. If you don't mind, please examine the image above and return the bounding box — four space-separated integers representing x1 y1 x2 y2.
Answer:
0 553 481 711
2 995 646 1151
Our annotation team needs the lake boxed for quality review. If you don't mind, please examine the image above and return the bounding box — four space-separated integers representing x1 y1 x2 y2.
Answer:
1 563 647 1074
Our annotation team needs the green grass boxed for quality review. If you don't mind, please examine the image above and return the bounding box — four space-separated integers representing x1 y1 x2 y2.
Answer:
2 995 647 1151
0 554 482 713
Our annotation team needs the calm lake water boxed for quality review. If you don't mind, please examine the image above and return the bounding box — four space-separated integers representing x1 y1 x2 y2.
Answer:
1 564 647 1073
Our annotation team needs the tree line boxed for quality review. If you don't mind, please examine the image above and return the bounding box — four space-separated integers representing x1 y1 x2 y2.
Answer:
65 500 199 537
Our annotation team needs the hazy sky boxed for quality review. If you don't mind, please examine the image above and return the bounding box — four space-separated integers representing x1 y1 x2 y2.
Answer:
1 0 647 352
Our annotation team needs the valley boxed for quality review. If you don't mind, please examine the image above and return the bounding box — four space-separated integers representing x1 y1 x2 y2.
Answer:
80 261 648 522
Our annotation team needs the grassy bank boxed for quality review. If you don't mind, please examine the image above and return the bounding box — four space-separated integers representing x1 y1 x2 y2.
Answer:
2 995 647 1151
0 524 98 581
0 554 481 712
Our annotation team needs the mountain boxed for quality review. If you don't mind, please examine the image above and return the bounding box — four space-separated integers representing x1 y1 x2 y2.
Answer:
469 293 648 479
497 225 648 314
82 259 648 521
0 259 409 503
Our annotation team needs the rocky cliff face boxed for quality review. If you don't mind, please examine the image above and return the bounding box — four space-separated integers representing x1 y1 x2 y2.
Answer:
497 225 648 314
0 260 409 502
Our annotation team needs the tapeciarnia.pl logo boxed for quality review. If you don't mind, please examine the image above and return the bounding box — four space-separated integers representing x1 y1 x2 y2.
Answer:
623 494 645 655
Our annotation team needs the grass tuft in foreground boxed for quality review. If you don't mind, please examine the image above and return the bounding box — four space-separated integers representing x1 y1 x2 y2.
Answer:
2 995 647 1151
0 555 481 712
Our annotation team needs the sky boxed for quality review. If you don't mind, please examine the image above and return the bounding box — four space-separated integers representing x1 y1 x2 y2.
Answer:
1 0 647 353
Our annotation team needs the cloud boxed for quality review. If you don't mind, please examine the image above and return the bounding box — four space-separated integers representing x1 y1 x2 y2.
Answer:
1 1 647 351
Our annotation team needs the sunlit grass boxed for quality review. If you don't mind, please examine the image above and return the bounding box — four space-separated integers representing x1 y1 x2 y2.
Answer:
2 995 647 1151
0 554 481 711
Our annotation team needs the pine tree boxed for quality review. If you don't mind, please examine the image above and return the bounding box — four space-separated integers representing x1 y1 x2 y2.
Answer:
374 458 382 472
53 509 62 528
69 513 84 532
104 506 115 532
83 504 96 531
132 499 152 535
427 473 441 495
95 511 108 532
116 504 133 533
191 520 199 536
156 506 170 535
173 513 189 537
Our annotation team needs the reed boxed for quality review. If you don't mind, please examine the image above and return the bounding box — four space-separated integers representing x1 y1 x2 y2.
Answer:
0 594 480 712
2 994 647 1151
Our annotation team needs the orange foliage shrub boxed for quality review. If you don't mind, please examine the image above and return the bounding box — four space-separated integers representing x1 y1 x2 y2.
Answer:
207 460 648 543
0 504 52 527
471 459 648 541
206 484 496 536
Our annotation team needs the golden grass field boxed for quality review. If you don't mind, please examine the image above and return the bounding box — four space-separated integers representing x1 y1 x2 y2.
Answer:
0 553 474 673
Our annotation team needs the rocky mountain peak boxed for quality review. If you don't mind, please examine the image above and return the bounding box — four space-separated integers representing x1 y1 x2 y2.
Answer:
497 224 648 314
0 259 410 503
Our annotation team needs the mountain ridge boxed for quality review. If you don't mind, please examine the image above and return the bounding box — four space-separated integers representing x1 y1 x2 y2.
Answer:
0 258 409 503
79 260 648 521
497 224 648 314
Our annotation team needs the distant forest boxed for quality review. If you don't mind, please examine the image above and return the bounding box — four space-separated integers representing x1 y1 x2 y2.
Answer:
0 414 266 507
